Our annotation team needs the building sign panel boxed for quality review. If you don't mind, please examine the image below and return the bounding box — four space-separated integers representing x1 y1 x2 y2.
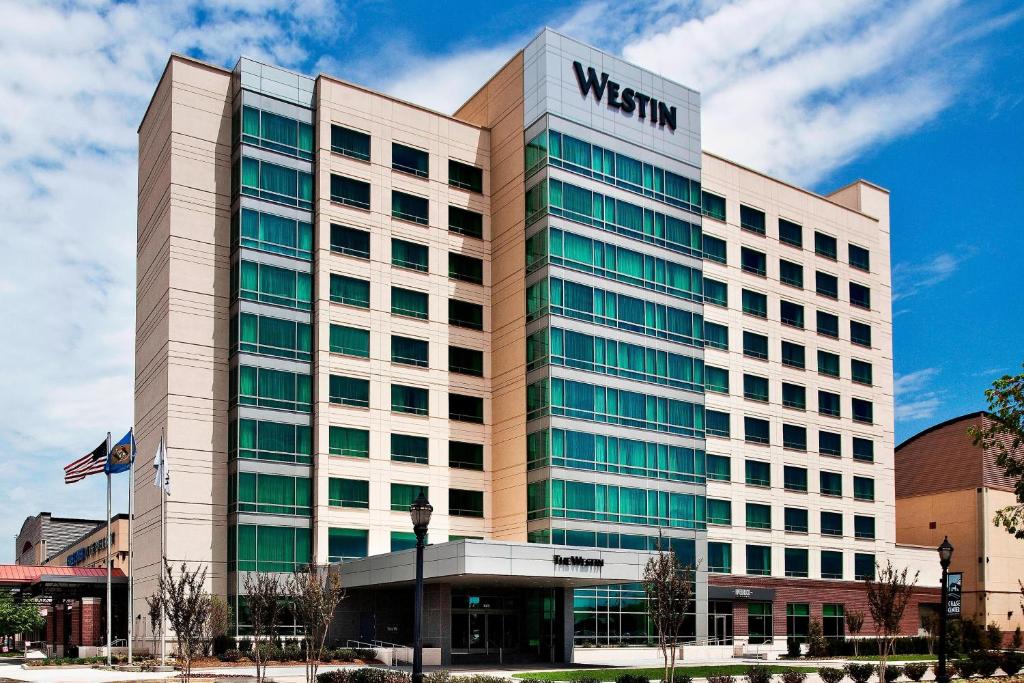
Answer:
553 554 604 568
946 572 962 618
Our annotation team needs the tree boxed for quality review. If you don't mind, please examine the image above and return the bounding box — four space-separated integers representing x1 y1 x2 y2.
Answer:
969 366 1024 538
0 591 44 646
642 542 696 683
922 613 938 655
203 595 230 656
865 561 919 677
845 609 865 656
807 618 828 658
145 593 161 647
159 561 211 682
243 571 283 683
288 564 346 683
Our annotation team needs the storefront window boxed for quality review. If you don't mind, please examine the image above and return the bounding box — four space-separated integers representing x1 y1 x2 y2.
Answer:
823 604 845 638
748 602 773 644
786 603 810 641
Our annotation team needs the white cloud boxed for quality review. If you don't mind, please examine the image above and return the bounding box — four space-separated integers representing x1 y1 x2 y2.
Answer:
895 368 943 421
892 252 964 301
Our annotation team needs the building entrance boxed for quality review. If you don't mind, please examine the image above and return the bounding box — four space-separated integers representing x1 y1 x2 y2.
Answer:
450 588 562 664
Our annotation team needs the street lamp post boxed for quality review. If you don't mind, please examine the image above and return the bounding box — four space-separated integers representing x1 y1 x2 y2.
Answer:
937 536 954 683
409 492 433 683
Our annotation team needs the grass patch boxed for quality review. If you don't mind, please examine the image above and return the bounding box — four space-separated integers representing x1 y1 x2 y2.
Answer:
847 655 937 661
513 665 818 681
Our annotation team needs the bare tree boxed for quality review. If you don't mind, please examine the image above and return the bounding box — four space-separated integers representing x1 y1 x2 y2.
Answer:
159 561 211 682
288 564 347 683
203 595 230 656
642 541 696 683
922 613 938 655
244 572 283 683
865 561 919 677
845 609 865 656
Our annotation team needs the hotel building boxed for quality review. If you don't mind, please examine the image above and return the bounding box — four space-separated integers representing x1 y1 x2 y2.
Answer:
133 29 937 662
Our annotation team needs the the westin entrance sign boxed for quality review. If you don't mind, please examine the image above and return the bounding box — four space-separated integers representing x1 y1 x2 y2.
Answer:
572 61 678 131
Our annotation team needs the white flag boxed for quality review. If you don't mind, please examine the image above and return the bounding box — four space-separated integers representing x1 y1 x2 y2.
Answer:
152 434 170 495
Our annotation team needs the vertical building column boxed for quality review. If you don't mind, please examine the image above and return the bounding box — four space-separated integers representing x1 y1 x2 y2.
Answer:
558 587 574 664
44 606 55 646
81 597 102 646
68 601 81 647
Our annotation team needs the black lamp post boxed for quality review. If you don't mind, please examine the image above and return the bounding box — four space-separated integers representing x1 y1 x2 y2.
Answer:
937 536 954 683
410 492 433 683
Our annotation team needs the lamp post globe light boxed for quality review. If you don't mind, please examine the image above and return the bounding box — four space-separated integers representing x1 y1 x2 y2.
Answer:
937 536 954 683
410 492 433 683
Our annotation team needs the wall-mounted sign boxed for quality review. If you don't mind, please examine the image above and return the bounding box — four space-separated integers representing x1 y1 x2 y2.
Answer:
553 554 604 568
946 572 962 618
708 585 776 602
572 61 678 132
66 534 113 567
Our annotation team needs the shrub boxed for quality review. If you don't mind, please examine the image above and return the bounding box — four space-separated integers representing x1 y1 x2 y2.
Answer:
672 674 693 683
707 676 735 683
424 673 451 683
1012 626 1023 650
845 663 875 683
953 659 976 679
568 677 600 683
903 663 927 681
317 668 411 683
787 638 802 658
969 654 998 678
985 622 1004 650
879 665 901 683
218 649 243 663
807 620 828 658
818 667 845 683
746 665 772 683
1001 651 1024 676
781 670 806 683
616 675 649 683
932 663 955 681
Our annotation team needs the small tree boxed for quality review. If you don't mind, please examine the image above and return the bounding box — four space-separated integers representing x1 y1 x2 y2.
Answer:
204 595 230 656
642 541 696 683
845 609 865 656
159 561 211 682
922 613 938 655
865 561 919 677
288 564 346 683
0 592 45 647
807 618 828 658
244 571 282 683
145 593 161 649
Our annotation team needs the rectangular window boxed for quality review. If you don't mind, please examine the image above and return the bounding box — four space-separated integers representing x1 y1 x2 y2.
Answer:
328 478 369 508
392 336 429 367
742 289 768 318
331 125 370 161
392 238 429 272
232 524 311 572
330 274 370 308
783 424 807 451
330 174 370 210
329 426 369 458
855 553 876 580
815 231 837 259
779 218 802 248
230 472 311 516
782 341 805 369
705 366 729 394
449 253 484 284
780 300 804 328
816 271 839 299
821 510 843 536
392 142 429 177
740 205 766 234
855 515 876 540
785 550 809 579
392 434 429 464
704 322 729 350
741 247 767 276
233 366 311 413
449 160 483 192
525 181 548 225
854 476 875 501
391 483 428 511
785 507 809 533
240 106 313 160
784 466 808 492
706 409 730 438
450 441 484 470
817 311 839 338
329 375 370 408
746 545 771 577
850 282 871 309
707 498 732 525
391 531 421 551
821 550 843 580
235 312 312 361
704 278 728 307
819 390 841 417
450 393 484 423
449 298 483 330
391 385 429 415
820 472 843 498
708 542 732 573
746 503 771 530
849 244 870 271
851 320 872 347
743 331 769 360
235 260 312 311
782 383 806 411
852 398 874 424
703 234 727 264
851 359 873 385
331 224 370 259
743 374 769 402
232 419 312 464
450 489 484 517
328 528 368 562
779 259 803 288
706 454 730 481
745 459 771 487
820 430 842 457
702 191 726 221
236 208 313 260
449 346 484 376
392 287 429 319
449 206 483 238
823 604 846 638
392 191 429 225
745 417 770 445
818 350 840 378
853 437 874 462
749 601 774 644
239 157 313 210
329 324 369 358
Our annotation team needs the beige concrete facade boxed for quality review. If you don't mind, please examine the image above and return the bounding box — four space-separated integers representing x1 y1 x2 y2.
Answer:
45 516 131 572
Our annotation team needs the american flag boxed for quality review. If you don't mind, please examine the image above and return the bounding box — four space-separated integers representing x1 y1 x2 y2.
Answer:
64 440 107 484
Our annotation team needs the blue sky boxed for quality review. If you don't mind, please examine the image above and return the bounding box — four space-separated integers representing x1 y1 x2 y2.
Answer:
0 0 1021 562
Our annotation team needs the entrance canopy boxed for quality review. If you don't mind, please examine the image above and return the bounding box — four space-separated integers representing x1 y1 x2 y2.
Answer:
337 539 658 589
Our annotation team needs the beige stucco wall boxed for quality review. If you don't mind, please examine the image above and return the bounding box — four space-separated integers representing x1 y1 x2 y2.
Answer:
46 517 131 572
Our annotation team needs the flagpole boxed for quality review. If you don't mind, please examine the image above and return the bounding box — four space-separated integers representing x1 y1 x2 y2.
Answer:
127 441 134 665
159 427 166 667
105 431 112 667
